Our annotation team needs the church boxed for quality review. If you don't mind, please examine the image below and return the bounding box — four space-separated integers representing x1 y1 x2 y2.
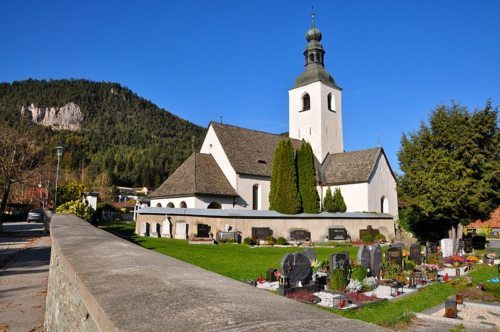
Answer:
149 15 398 219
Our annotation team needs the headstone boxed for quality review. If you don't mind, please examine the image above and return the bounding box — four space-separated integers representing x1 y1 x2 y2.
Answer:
197 224 211 238
463 238 473 254
387 247 403 267
426 242 438 256
391 242 405 250
409 243 422 265
175 222 188 239
252 227 273 241
440 238 454 257
329 251 350 282
359 225 380 240
280 252 312 287
216 231 237 242
161 218 171 238
139 222 147 236
303 248 317 263
329 227 348 240
357 245 372 274
371 243 383 277
150 222 158 237
290 229 311 242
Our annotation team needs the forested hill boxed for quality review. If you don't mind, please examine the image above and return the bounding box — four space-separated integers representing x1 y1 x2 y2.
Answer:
0 79 206 187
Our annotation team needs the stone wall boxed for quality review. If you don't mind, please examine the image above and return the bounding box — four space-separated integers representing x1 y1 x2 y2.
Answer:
45 214 388 331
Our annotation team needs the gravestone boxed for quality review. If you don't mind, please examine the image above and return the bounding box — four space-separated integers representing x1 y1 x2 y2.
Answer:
357 245 372 273
216 231 237 242
359 225 380 240
329 228 348 240
139 222 147 236
463 238 473 254
290 229 311 242
252 227 273 241
175 222 188 239
329 251 350 282
426 242 438 256
458 239 464 252
149 222 159 238
440 238 454 257
303 248 317 263
280 252 312 287
391 242 405 250
371 244 383 277
387 247 403 267
409 243 422 265
197 224 211 238
161 218 171 238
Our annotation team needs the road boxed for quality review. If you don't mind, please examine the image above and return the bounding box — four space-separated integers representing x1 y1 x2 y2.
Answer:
0 221 51 332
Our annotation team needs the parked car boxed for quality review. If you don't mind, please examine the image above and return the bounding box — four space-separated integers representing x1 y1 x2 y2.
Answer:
27 208 44 223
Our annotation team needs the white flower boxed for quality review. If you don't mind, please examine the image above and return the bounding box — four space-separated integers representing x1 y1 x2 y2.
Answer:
346 279 363 292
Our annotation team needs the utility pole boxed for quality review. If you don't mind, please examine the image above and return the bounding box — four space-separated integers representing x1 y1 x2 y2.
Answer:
54 146 63 208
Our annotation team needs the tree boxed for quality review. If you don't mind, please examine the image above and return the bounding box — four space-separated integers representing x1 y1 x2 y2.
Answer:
332 188 347 212
269 139 301 214
56 199 94 221
93 172 114 202
323 188 334 212
398 101 499 242
297 142 320 213
56 182 86 206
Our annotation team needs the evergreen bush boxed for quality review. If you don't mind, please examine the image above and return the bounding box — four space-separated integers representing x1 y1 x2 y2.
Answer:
243 237 255 245
329 269 347 291
332 188 347 212
276 237 287 245
361 234 374 243
323 188 334 212
296 142 320 213
266 236 277 245
351 265 368 282
374 233 386 242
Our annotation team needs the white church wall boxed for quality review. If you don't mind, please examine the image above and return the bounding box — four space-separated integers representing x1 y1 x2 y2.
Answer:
367 154 398 217
195 196 235 209
200 125 238 189
150 197 197 209
321 183 369 213
236 175 271 210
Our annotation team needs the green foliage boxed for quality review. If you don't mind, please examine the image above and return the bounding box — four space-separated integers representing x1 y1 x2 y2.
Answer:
323 188 334 212
351 265 368 282
332 188 347 212
266 236 277 245
269 139 301 214
404 260 415 271
361 234 374 243
0 79 205 187
374 233 386 242
56 199 94 220
329 269 348 291
398 101 499 242
296 142 320 213
382 263 402 280
243 237 255 245
57 182 86 206
276 236 287 245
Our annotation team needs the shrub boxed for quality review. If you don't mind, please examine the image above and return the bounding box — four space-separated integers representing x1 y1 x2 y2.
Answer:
405 260 416 271
374 233 386 242
276 237 287 245
56 200 94 221
329 269 347 291
243 237 255 245
347 292 377 303
285 290 318 303
361 234 374 243
266 236 277 245
351 265 368 282
382 263 402 280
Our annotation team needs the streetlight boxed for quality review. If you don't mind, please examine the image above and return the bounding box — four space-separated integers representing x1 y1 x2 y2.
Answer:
54 146 63 208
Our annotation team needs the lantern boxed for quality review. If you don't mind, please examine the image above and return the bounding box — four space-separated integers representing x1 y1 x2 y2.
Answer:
390 282 404 297
332 294 349 308
455 268 461 277
279 275 289 288
456 293 464 305
444 300 457 318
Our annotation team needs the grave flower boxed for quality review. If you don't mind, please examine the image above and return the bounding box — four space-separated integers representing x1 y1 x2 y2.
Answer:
466 256 479 263
346 279 363 292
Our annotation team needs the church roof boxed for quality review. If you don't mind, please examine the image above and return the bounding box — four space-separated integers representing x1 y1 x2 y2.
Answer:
321 147 384 185
211 122 301 177
149 153 238 198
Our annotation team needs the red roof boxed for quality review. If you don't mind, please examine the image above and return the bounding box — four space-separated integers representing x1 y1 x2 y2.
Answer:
468 208 500 228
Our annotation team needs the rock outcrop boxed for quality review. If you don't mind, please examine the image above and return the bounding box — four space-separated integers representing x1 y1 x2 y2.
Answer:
20 102 83 131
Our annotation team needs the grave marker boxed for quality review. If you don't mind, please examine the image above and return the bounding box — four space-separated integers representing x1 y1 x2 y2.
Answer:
440 238 454 257
290 229 311 242
371 244 383 277
409 243 422 265
328 228 348 240
387 247 403 267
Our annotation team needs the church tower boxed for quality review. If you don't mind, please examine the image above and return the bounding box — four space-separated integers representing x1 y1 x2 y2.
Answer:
289 13 343 162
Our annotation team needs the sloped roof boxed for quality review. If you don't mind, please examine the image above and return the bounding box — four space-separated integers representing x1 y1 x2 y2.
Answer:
211 122 301 177
467 208 500 228
321 148 383 185
149 153 238 198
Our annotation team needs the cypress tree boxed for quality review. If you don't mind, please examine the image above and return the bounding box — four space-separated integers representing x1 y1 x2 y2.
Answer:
323 188 334 212
297 142 320 213
332 188 347 212
269 139 301 214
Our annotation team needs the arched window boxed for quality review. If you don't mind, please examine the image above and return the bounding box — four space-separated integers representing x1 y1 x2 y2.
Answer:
380 196 389 213
166 202 174 208
309 53 315 63
302 93 310 111
179 201 187 208
207 202 222 209
156 203 162 207
327 92 334 111
252 184 259 210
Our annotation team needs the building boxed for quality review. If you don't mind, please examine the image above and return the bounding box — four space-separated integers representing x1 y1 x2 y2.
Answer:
149 14 398 219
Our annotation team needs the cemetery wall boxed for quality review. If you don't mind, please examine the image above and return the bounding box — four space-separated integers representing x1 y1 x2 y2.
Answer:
45 214 387 331
137 209 395 241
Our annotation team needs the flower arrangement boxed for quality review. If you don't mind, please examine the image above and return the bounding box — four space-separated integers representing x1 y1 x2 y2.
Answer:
420 264 440 273
467 256 479 263
311 259 328 273
361 276 378 291
402 249 409 257
346 279 363 292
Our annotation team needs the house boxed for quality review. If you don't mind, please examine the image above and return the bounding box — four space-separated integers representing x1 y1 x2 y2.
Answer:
466 208 500 236
149 14 398 219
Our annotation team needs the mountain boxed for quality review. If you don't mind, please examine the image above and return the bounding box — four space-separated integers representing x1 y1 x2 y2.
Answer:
0 79 206 187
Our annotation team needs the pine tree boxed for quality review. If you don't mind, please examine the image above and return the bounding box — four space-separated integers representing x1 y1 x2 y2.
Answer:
332 188 347 212
323 188 334 212
297 142 320 213
269 139 301 214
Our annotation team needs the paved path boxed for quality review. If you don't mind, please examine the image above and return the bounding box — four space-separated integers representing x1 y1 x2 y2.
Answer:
0 222 51 332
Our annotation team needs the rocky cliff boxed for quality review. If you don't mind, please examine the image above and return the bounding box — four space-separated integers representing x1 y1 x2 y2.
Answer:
20 102 83 131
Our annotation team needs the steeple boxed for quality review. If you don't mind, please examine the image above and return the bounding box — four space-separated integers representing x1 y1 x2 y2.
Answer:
293 11 339 89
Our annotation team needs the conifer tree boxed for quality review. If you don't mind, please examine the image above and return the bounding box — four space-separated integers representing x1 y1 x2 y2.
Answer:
323 187 334 212
332 188 347 212
269 139 301 214
297 142 320 213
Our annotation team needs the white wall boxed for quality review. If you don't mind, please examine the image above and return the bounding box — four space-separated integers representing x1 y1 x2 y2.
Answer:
236 175 271 210
320 183 369 213
200 125 238 189
151 196 237 210
195 196 235 209
150 197 197 209
289 81 343 162
367 154 398 217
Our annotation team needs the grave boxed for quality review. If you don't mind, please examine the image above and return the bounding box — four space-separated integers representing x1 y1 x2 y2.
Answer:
196 224 211 238
371 244 383 277
409 243 422 265
463 238 472 254
279 252 318 296
252 227 273 241
329 251 350 282
290 229 311 242
357 244 382 277
386 247 403 267
174 222 188 240
216 231 238 243
390 242 405 250
440 238 454 257
303 248 317 263
160 218 171 238
328 228 348 241
359 225 380 241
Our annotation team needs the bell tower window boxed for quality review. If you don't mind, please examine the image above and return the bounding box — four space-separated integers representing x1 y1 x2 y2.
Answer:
327 92 335 112
302 93 311 111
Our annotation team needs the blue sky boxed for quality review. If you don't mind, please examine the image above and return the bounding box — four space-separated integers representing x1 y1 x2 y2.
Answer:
1 1 498 174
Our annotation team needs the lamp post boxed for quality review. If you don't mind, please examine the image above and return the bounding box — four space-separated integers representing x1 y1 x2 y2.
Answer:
54 146 63 208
